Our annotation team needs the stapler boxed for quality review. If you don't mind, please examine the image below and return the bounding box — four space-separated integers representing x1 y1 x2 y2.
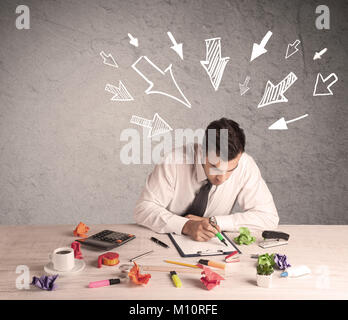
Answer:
258 230 290 249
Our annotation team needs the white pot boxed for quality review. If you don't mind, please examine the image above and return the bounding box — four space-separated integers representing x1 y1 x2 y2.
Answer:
256 273 273 288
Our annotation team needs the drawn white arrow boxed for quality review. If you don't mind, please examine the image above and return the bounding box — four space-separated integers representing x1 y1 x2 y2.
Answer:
167 31 183 60
313 48 327 60
100 51 118 68
285 39 301 59
239 76 250 95
130 113 173 138
313 73 338 96
128 33 139 47
250 31 273 62
268 114 309 130
105 81 134 101
201 37 230 91
131 56 191 108
258 72 298 108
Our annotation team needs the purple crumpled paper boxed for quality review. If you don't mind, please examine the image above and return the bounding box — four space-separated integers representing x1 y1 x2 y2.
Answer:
31 275 59 291
274 254 291 270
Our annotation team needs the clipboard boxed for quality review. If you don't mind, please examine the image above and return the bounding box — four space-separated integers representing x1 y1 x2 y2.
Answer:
168 232 241 258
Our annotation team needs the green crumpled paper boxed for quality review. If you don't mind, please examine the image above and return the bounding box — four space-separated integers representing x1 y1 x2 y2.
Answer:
233 227 256 245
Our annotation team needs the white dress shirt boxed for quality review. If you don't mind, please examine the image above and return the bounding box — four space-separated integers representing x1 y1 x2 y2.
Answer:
134 143 279 234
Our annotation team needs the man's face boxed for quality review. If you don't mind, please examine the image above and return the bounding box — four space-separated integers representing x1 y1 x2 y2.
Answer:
203 151 243 185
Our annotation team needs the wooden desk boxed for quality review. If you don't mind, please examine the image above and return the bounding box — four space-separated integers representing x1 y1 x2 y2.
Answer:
0 224 347 300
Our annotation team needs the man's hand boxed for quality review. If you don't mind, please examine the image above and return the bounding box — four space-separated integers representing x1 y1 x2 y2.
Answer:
182 215 221 241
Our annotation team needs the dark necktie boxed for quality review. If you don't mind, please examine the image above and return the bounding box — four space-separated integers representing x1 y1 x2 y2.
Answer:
184 180 212 217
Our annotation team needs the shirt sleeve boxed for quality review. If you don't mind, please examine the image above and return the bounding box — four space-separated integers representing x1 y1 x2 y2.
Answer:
215 155 279 232
133 161 189 234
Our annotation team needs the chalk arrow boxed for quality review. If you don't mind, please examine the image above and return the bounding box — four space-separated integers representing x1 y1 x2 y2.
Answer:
167 31 183 60
131 56 191 108
285 39 301 59
201 38 230 91
258 72 298 108
313 73 338 96
128 33 139 47
105 81 134 101
130 113 173 138
250 31 273 62
269 114 309 130
313 48 327 60
100 51 118 68
239 76 250 95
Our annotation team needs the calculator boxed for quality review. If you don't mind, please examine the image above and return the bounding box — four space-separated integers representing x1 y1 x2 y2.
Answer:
76 230 136 250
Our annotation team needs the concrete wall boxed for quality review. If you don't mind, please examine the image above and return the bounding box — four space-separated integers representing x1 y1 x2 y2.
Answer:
0 0 347 225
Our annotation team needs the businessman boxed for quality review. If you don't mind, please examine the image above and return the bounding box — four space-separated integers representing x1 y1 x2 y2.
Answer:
134 118 279 241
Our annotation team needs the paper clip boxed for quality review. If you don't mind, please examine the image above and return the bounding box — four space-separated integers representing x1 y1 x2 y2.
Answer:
197 249 224 256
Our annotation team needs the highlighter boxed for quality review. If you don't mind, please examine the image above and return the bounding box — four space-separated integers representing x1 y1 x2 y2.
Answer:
215 232 228 246
88 278 120 288
198 259 226 270
170 271 182 288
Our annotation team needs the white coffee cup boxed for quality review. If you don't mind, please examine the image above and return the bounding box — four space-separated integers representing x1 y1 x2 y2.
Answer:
49 247 75 271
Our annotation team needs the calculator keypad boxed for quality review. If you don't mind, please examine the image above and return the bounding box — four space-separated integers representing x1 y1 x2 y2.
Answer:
91 230 133 243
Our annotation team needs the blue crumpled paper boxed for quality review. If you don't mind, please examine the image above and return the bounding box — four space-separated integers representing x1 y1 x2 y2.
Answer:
31 274 59 291
274 254 291 270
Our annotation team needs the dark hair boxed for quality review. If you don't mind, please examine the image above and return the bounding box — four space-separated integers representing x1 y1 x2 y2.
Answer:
203 118 245 161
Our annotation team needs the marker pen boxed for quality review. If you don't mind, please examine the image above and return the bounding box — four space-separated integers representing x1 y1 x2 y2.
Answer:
170 271 182 288
208 219 228 247
215 232 228 246
150 237 169 248
88 278 121 288
198 259 226 270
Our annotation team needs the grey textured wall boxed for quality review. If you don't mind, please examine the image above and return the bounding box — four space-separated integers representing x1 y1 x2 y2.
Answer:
0 0 347 225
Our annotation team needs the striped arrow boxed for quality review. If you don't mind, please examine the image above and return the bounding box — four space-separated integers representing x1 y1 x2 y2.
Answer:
200 37 230 91
130 113 173 138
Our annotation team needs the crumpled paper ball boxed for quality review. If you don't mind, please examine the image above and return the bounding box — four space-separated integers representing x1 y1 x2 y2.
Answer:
274 253 291 270
31 275 58 291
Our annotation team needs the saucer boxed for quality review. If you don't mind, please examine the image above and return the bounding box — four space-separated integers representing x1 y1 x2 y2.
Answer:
44 259 86 275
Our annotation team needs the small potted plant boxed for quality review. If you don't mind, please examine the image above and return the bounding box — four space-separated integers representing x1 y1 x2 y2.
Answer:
256 253 275 288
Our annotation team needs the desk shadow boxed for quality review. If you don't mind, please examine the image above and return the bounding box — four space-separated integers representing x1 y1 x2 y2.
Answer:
246 279 257 286
183 278 204 289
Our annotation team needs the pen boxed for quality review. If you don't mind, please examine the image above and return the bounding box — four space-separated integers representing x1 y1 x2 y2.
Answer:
88 278 120 288
170 271 182 288
150 237 169 248
129 250 154 262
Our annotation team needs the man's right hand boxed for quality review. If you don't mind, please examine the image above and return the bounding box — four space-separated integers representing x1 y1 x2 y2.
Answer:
181 216 220 241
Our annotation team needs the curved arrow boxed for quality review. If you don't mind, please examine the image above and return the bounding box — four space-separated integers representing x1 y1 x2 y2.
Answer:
131 56 191 108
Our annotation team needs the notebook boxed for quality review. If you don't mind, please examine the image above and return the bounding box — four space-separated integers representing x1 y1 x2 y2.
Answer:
168 232 241 257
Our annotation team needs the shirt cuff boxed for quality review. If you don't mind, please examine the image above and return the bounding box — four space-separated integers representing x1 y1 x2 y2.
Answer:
214 215 236 232
166 215 190 235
